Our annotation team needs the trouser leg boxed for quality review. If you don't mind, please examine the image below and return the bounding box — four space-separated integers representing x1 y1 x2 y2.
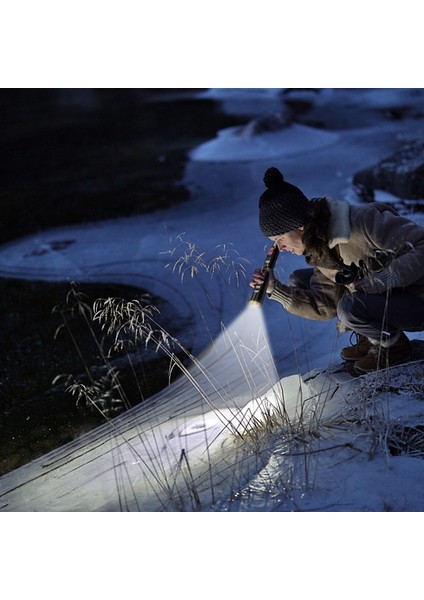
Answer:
337 290 424 342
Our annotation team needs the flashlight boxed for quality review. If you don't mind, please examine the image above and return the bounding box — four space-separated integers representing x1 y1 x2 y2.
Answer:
249 243 280 306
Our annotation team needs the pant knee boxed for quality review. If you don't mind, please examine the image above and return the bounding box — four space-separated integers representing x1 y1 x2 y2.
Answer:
337 293 358 326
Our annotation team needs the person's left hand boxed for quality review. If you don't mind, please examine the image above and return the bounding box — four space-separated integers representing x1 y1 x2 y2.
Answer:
350 269 397 294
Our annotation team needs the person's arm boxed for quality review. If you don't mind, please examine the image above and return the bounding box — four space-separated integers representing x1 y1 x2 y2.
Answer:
269 267 344 321
353 209 424 294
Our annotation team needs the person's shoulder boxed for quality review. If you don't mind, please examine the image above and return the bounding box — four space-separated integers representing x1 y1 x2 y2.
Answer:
350 201 399 220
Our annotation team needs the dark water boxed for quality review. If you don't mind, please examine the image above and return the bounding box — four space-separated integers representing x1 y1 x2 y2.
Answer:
0 89 248 476
0 89 246 243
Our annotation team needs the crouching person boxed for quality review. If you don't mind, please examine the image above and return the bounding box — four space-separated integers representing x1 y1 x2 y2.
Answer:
250 166 424 373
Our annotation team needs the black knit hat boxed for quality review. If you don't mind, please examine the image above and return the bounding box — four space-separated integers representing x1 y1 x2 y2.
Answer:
259 167 309 236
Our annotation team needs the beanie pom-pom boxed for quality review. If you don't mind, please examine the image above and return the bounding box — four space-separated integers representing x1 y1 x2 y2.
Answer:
263 167 285 189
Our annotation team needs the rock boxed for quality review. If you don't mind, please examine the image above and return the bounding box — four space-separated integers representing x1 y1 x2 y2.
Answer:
353 137 424 201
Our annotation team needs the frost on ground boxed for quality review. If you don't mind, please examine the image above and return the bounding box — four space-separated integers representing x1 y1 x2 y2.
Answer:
2 351 424 512
210 362 424 512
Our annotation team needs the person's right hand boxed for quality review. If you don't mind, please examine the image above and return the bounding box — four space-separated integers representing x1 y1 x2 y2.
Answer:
249 267 276 294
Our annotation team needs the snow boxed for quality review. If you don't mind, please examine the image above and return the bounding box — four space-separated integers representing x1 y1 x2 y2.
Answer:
2 89 424 516
189 123 340 162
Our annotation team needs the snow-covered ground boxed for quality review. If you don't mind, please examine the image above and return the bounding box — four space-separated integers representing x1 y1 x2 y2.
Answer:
2 89 424 516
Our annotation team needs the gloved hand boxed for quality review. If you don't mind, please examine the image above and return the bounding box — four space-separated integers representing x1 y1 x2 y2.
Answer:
351 268 400 294
249 267 276 294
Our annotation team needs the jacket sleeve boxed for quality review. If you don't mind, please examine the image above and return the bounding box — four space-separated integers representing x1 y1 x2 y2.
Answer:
269 267 345 320
359 207 424 289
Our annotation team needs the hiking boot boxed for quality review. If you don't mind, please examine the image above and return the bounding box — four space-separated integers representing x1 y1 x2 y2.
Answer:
354 332 412 374
340 334 372 362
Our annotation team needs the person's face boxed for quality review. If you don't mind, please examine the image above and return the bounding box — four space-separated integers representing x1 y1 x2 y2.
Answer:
269 226 305 255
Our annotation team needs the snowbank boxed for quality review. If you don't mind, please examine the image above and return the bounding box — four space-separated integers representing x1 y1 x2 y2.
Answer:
189 123 339 162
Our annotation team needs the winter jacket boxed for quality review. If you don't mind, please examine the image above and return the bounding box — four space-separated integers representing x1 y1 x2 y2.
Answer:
270 198 424 320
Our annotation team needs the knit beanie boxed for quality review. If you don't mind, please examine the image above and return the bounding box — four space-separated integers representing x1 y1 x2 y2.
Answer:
259 167 310 236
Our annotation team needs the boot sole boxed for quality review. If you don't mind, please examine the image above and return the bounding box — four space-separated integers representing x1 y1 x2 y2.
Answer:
354 354 412 374
341 355 368 362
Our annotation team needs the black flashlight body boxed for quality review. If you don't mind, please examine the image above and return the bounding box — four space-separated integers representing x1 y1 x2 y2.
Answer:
249 243 280 306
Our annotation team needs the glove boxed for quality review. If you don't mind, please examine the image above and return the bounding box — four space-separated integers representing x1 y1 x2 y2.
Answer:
353 268 401 294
